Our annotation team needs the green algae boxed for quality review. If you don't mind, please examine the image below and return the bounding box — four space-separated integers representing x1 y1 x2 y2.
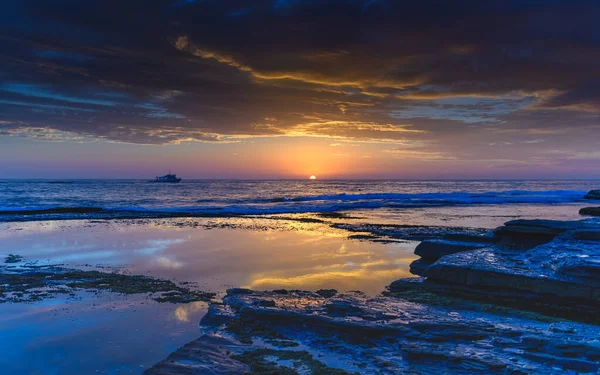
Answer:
232 348 358 375
226 317 292 345
0 264 215 304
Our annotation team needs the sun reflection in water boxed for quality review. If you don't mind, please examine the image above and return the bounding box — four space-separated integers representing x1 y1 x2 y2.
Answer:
174 301 208 322
3 217 419 295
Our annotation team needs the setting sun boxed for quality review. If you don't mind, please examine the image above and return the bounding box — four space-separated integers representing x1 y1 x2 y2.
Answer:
309 175 317 180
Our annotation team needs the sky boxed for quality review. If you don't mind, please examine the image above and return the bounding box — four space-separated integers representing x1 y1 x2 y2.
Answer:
1 0 600 179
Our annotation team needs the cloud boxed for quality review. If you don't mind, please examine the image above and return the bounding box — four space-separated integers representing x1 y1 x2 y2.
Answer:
0 122 88 142
175 36 253 73
0 0 599 161
384 148 456 161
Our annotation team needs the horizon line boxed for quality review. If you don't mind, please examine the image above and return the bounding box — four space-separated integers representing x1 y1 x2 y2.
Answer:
1 178 600 182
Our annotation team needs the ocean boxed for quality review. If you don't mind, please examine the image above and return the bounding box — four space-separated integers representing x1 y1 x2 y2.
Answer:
1 179 598 218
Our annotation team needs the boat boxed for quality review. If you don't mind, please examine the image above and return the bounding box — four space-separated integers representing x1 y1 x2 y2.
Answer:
153 172 182 183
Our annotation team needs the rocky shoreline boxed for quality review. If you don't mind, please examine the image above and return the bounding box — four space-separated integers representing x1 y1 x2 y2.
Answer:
0 256 215 304
145 191 600 374
398 218 600 321
147 287 600 374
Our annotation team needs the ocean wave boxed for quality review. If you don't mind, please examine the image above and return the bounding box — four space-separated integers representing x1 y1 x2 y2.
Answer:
0 189 588 221
0 207 104 215
240 189 587 205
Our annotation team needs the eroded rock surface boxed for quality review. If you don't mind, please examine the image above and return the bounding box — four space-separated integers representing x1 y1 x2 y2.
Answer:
415 239 493 260
493 219 587 249
144 335 250 375
147 289 600 374
408 237 492 276
401 217 600 320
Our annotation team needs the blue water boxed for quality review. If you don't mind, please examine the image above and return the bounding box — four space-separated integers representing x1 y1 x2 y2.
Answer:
0 179 597 218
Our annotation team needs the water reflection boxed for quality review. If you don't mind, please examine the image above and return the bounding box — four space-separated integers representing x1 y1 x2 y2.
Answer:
0 218 417 375
0 219 418 294
0 292 208 375
175 301 208 322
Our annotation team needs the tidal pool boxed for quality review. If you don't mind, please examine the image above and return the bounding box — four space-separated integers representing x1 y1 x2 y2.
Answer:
0 218 417 375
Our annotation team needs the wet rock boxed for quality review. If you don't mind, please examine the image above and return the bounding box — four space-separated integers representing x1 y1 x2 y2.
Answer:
580 207 600 216
385 215 600 321
502 219 582 232
494 219 584 249
199 303 236 327
584 190 600 200
148 289 600 374
420 235 600 320
0 263 215 304
570 229 600 241
414 239 490 261
409 259 432 276
144 334 250 375
409 236 494 276
388 277 426 293
324 299 365 317
561 257 600 283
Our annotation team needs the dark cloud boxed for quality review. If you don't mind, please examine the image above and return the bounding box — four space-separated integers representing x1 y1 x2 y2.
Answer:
1 0 599 154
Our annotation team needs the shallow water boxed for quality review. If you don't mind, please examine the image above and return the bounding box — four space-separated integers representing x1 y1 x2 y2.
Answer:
0 219 417 293
0 294 208 375
0 218 417 375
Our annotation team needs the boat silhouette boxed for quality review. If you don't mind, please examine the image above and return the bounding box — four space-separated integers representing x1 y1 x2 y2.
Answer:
153 171 182 183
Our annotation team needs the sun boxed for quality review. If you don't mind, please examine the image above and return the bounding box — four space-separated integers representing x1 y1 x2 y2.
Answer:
309 175 317 180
